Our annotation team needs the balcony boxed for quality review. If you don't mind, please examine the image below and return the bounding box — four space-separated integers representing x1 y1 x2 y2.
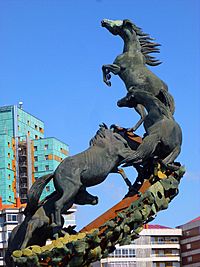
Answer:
19 162 27 168
20 184 28 189
18 152 27 157
19 172 27 178
151 241 179 245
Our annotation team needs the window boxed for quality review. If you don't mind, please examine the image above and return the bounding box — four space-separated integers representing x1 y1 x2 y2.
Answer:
158 237 164 244
8 163 10 169
34 166 38 172
44 144 48 150
115 249 121 257
185 231 190 236
8 153 10 158
158 250 164 256
171 237 178 243
8 142 10 148
34 146 37 151
35 135 38 139
27 120 30 125
28 131 30 136
45 165 49 171
129 249 135 257
34 156 38 162
7 214 18 222
186 243 191 249
46 186 50 192
8 231 12 238
8 185 11 190
45 155 48 160
122 249 128 257
187 256 192 262
8 174 11 179
35 125 38 130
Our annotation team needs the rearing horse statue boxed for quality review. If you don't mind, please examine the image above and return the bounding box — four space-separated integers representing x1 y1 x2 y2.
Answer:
101 19 175 131
24 124 134 229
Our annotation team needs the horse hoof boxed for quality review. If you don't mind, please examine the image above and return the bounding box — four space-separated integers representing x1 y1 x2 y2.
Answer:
92 196 98 205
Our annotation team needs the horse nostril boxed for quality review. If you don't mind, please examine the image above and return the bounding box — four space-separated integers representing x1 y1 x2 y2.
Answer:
117 100 122 107
101 20 106 26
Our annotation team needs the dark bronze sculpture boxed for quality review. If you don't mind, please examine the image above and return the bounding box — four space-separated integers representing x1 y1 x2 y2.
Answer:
101 19 175 131
118 90 182 169
7 18 184 267
24 124 134 229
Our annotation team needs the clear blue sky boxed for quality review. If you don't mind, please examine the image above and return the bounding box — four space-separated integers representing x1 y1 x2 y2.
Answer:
0 0 199 230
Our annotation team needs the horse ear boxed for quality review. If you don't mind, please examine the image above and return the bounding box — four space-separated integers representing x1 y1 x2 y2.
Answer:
123 19 133 28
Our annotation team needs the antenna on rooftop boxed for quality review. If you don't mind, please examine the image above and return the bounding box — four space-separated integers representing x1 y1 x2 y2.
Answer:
19 101 23 109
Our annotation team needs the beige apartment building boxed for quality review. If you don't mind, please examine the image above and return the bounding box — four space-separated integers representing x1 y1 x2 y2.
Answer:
93 224 182 267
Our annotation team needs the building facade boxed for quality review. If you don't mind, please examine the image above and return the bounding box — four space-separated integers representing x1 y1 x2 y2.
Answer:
93 225 182 267
177 216 200 266
0 104 75 266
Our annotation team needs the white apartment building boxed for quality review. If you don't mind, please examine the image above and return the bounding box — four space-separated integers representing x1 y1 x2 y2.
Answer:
93 225 182 267
0 208 24 266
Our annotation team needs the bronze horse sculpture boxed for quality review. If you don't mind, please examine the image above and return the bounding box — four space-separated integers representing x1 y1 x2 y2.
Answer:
24 124 134 229
101 19 175 131
117 90 182 169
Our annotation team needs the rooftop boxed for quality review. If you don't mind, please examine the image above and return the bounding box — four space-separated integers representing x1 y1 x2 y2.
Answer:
188 216 200 223
146 224 172 229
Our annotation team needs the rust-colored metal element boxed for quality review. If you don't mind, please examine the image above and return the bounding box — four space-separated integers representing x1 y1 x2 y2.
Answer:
80 179 151 232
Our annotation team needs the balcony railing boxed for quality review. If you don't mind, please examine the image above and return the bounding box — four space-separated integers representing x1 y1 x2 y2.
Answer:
151 241 179 244
20 184 28 189
151 253 180 257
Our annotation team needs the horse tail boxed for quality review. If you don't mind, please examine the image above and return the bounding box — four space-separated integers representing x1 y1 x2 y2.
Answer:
24 173 54 216
158 89 175 115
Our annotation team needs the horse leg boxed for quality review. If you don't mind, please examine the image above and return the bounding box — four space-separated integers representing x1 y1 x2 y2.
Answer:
54 177 80 227
129 104 146 132
21 219 42 249
74 187 98 205
117 168 132 188
161 146 181 170
102 64 121 86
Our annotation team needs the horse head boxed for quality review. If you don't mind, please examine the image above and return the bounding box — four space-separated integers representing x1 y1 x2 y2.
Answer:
101 19 138 40
111 131 134 161
117 92 137 108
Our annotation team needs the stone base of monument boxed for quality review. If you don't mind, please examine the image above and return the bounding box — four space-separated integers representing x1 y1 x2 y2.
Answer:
12 165 185 267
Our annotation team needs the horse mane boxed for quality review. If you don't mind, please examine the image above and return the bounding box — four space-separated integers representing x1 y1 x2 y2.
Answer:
126 19 162 67
89 123 112 147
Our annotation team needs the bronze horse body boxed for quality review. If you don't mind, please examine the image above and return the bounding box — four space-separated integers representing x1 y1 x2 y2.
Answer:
101 19 175 131
117 90 182 169
25 125 134 228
